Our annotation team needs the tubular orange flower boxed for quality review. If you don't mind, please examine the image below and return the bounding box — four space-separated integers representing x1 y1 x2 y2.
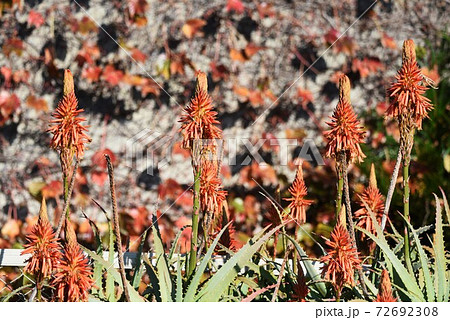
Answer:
291 263 309 302
386 39 433 129
355 167 385 241
320 223 362 296
52 243 94 302
179 71 222 150
22 198 62 280
354 185 384 238
375 269 397 302
283 164 313 225
52 221 93 302
199 160 227 216
48 70 90 170
324 75 366 163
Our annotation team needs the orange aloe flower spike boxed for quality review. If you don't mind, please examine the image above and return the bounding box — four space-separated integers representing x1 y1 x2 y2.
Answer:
324 75 366 163
375 269 397 302
283 163 313 225
52 221 93 302
48 69 90 172
320 222 362 296
354 164 385 240
386 39 433 129
22 198 62 279
199 159 227 216
179 71 222 150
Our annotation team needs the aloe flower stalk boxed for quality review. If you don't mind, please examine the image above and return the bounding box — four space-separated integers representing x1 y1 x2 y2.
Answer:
22 198 62 301
48 69 90 234
321 222 362 301
52 220 93 302
180 71 226 277
386 39 434 274
323 74 368 298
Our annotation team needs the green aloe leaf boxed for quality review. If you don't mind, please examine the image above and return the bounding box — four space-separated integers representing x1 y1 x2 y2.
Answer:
131 230 147 290
432 194 447 302
81 246 144 302
285 234 327 298
152 224 173 302
184 223 231 301
195 224 283 302
357 227 424 301
399 212 435 301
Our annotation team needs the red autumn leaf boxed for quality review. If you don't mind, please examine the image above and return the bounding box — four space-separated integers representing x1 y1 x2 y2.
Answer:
91 148 117 169
210 62 230 81
123 74 148 86
131 48 147 63
170 59 185 76
128 0 149 18
175 192 194 212
78 16 98 35
262 132 280 153
0 67 12 87
233 85 251 98
126 206 151 235
2 38 24 57
26 95 48 111
158 178 184 200
285 128 306 140
182 19 207 39
44 48 58 78
230 48 247 62
381 33 396 49
221 164 232 179
263 89 277 103
371 131 386 148
248 90 264 107
27 10 45 28
244 43 264 58
230 44 264 62
12 69 29 84
324 29 358 55
0 90 20 126
351 57 384 78
102 65 124 86
140 79 161 97
76 166 89 186
172 141 191 158
297 88 314 106
134 16 148 26
375 102 388 116
1 219 21 240
226 0 245 14
337 36 359 56
41 180 63 199
82 65 102 82
324 28 340 44
256 2 275 18
91 171 109 186
239 162 278 187
75 43 101 66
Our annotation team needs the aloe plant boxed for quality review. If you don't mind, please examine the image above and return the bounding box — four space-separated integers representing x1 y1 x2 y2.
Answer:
357 189 450 302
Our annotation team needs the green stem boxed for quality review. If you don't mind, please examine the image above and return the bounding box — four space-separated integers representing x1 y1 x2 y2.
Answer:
188 169 201 278
36 287 41 302
403 160 414 274
36 274 42 302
